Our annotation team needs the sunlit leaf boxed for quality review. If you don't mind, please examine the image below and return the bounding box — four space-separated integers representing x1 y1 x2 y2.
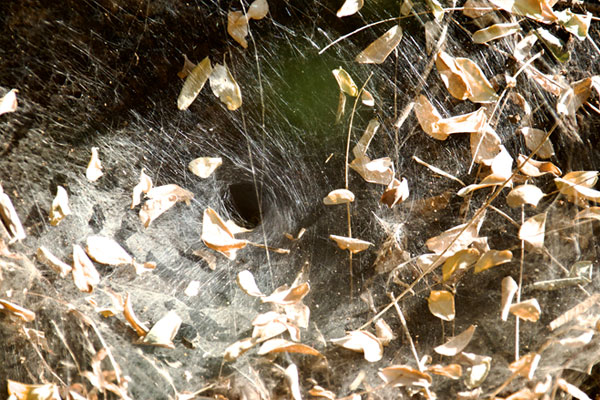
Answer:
252 312 292 341
461 352 492 389
558 330 594 347
177 54 196 79
506 184 545 208
536 28 570 63
442 248 480 282
380 177 409 208
324 188 355 205
0 89 18 115
470 125 502 166
434 325 476 356
7 380 60 400
427 0 444 21
427 364 463 379
188 157 222 178
0 184 26 242
425 211 485 257
401 0 413 15
178 56 213 110
131 169 153 209
285 363 303 400
509 353 541 380
209 63 242 111
330 234 373 254
413 156 465 185
414 95 487 140
473 249 512 273
123 293 150 337
356 25 403 64
424 20 442 55
378 365 432 387
487 0 557 24
510 298 541 322
184 280 200 297
518 212 547 249
555 171 600 203
337 0 364 17
248 0 269 19
517 154 561 177
86 147 103 182
257 338 322 357
332 67 358 97
352 119 380 158
86 235 134 266
224 337 257 361
0 299 35 323
463 0 493 18
237 270 265 297
142 310 182 348
361 89 374 106
557 77 595 120
308 385 336 399
375 318 395 345
331 330 383 362
557 10 592 41
201 207 248 260
558 378 591 400
285 301 310 329
575 207 600 221
472 22 521 44
262 282 310 305
436 51 498 103
428 290 455 321
37 246 72 277
72 244 101 293
514 31 538 62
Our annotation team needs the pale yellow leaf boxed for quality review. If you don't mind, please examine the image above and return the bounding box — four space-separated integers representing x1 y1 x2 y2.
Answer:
227 11 249 48
324 189 355 205
473 249 512 273
188 157 222 178
472 22 521 44
86 147 103 182
72 244 101 293
178 56 213 110
442 248 480 282
436 51 498 103
378 365 432 387
209 64 242 111
510 298 541 322
428 290 455 321
237 270 265 297
86 235 133 266
332 67 358 97
201 207 248 260
337 0 363 17
331 330 383 362
142 310 182 348
434 325 476 356
330 234 373 254
519 127 554 159
519 212 546 249
247 0 269 20
501 276 518 321
356 25 403 64
257 338 322 357
0 89 18 115
506 185 545 207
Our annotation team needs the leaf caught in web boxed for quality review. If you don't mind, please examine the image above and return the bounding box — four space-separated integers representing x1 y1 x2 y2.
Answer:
86 235 134 266
188 157 222 178
435 51 498 103
0 299 36 323
131 169 153 209
141 311 182 348
510 298 541 322
535 28 570 63
228 11 249 48
72 244 101 293
517 155 561 177
381 177 409 208
332 67 358 97
224 337 257 361
350 156 394 185
324 188 355 205
378 365 432 387
426 364 463 379
473 250 512 273
501 276 518 321
442 248 480 282
7 380 60 400
123 293 150 337
49 186 71 226
472 22 521 44
139 184 194 227
519 212 547 249
509 352 541 379
414 95 487 140
0 89 18 115
506 185 545 208
237 270 265 297
177 56 213 110
556 10 592 41
487 0 557 24
557 378 591 400
425 211 485 257
331 330 383 362
434 325 476 356
555 171 600 203
337 0 363 17
257 338 322 357
330 234 373 254
428 290 455 321
209 64 242 111
356 25 403 64
37 246 72 277
201 207 248 260
86 147 103 182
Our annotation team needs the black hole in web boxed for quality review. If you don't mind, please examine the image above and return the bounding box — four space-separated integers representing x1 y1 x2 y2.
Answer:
226 182 263 229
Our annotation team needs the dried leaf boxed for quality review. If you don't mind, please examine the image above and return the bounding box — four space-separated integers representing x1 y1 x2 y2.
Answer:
224 337 258 361
506 185 545 208
361 90 374 106
517 154 561 177
330 234 373 254
331 330 383 362
140 184 194 227
177 54 196 79
228 11 249 48
350 155 394 185
442 248 480 281
332 67 358 97
188 157 222 178
37 246 72 277
86 235 133 266
375 318 396 346
257 338 322 357
514 31 538 62
536 28 569 63
380 177 409 208
285 301 310 329
556 10 592 41
0 183 26 242
7 380 60 400
519 127 554 159
252 312 291 341
72 244 101 293
558 330 594 347
424 20 442 55
519 212 547 249
509 353 541 380
0 89 18 115
247 0 269 20
308 385 336 399
324 189 355 205
184 280 200 297
123 293 150 337
209 64 242 111
472 22 521 44
48 185 70 226
425 211 485 257
462 353 491 389
131 169 152 208
555 171 600 203
378 365 432 387
356 25 403 64
473 250 512 273
192 248 218 270
414 95 487 140
0 299 35 322
488 0 557 24
202 207 248 260
401 0 413 15
435 324 477 358
142 310 182 348
337 0 363 17
428 290 455 321
427 364 463 379
178 56 213 110
510 299 541 322
284 364 302 400
436 51 498 103
575 207 600 221
428 0 444 21
261 282 310 305
463 0 493 18
470 125 502 166
557 77 595 120
86 147 103 182
557 379 591 400
237 270 265 297
413 156 465 185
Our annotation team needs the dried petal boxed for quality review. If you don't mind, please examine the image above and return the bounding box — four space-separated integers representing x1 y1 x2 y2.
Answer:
86 235 133 266
237 270 265 297
506 185 545 208
510 299 541 322
331 330 383 362
142 310 182 348
209 64 242 111
434 325 476 356
324 189 355 205
37 246 72 277
178 56 213 110
257 338 322 357
473 250 512 274
378 365 432 387
201 207 248 260
188 157 222 178
356 25 403 64
428 290 455 321
86 147 103 182
72 244 101 293
330 234 373 254
337 0 363 17
519 212 547 249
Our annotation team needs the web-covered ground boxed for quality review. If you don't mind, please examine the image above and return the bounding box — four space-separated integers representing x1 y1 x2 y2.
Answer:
1 0 600 399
